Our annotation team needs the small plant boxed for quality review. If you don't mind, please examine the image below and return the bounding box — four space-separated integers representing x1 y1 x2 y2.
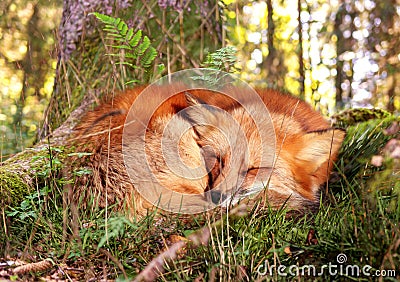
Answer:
202 45 238 73
97 215 137 249
91 12 163 84
192 46 239 87
5 187 48 222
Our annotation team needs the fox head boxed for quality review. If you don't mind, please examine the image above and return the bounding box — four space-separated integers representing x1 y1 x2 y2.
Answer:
133 91 345 212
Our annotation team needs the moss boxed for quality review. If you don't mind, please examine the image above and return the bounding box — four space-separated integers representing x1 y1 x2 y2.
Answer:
331 108 391 127
0 168 29 208
366 158 400 212
0 145 71 209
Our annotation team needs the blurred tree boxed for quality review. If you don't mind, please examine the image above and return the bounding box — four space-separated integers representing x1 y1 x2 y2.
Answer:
297 0 305 98
367 0 400 112
328 0 399 110
226 0 399 113
224 1 289 89
0 0 61 160
332 0 358 109
333 0 345 109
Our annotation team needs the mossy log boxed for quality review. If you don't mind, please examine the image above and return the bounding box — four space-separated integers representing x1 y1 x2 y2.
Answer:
0 95 95 211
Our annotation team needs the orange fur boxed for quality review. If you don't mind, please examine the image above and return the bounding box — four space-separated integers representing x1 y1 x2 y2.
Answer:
73 85 345 216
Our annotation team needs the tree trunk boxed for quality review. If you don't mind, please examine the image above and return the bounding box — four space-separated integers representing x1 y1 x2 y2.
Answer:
297 0 305 99
265 0 276 71
11 3 42 150
334 0 344 110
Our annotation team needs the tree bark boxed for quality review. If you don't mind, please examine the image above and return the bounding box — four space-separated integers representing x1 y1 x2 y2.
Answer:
334 0 344 110
265 0 276 67
297 0 305 99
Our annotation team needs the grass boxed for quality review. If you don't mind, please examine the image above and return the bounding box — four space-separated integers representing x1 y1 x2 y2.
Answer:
1 116 399 281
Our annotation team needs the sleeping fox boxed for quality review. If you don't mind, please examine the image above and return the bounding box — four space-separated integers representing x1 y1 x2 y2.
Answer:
73 82 345 217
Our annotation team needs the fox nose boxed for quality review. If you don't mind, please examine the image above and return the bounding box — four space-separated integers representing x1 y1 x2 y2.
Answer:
210 190 227 205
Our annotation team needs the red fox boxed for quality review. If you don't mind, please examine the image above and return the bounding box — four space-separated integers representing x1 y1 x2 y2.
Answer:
73 83 345 217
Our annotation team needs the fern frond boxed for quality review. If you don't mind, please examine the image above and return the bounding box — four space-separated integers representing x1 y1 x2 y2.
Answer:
141 48 158 68
137 36 151 56
91 12 116 25
202 46 238 72
129 30 142 48
125 28 134 41
90 12 162 83
190 47 239 87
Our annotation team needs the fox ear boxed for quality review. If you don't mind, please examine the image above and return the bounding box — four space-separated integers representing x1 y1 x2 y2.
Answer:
183 92 226 137
297 129 345 172
185 91 205 107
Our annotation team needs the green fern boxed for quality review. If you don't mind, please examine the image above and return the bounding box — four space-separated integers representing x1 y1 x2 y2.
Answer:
202 46 238 72
191 46 239 87
91 12 160 77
